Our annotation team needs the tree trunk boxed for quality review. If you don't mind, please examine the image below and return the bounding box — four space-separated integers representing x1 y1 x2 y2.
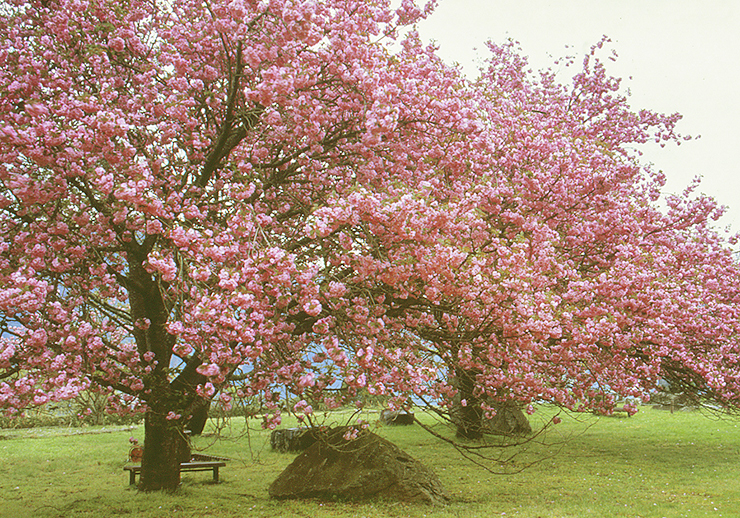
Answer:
139 409 190 491
125 255 191 491
450 369 532 439
454 402 485 439
185 397 211 436
488 401 532 436
452 368 485 440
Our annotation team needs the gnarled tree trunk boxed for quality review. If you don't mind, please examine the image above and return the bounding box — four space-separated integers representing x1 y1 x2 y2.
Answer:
128 259 193 492
140 407 190 491
450 368 531 439
451 367 485 440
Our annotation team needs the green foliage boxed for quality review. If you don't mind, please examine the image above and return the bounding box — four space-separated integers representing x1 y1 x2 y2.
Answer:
0 407 738 517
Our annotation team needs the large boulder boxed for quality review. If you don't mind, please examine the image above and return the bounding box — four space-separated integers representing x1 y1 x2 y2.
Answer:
379 409 415 425
270 427 324 452
268 428 449 505
649 391 697 412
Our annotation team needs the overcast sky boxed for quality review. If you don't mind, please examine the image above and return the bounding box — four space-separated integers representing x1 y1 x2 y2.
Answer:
416 0 740 234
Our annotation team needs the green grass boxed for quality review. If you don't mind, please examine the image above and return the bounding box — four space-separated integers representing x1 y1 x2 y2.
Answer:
0 407 738 517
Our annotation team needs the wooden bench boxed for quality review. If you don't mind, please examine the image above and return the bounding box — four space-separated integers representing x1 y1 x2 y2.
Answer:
124 461 226 485
595 406 632 417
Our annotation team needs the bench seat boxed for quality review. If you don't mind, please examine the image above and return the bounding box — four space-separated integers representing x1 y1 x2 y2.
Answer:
124 461 226 485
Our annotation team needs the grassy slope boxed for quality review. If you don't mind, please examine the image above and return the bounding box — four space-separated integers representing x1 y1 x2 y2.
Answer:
0 407 737 518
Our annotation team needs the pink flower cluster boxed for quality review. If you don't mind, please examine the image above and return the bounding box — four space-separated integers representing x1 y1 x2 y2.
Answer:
0 0 738 444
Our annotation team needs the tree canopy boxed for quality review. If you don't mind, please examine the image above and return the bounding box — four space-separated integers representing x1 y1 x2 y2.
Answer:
2 0 739 490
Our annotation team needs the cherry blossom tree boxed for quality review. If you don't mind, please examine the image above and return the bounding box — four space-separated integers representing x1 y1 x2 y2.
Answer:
262 38 740 441
369 40 740 439
0 0 459 490
2 0 740 493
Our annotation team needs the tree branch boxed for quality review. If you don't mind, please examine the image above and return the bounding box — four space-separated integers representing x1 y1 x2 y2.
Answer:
197 42 262 188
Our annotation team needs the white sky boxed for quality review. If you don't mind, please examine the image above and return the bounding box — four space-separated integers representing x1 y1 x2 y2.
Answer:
416 0 740 234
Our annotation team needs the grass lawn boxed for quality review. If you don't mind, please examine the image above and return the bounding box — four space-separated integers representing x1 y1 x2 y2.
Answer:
0 406 738 518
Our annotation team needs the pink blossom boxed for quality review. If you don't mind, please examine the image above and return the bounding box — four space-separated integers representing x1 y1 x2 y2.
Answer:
1 0 739 489
146 219 163 235
109 36 125 52
297 373 315 388
343 428 359 441
196 364 220 377
26 104 49 117
293 399 313 415
302 299 322 317
201 383 216 398
263 413 282 430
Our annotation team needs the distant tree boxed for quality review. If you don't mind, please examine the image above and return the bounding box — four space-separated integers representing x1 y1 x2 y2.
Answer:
2 0 740 494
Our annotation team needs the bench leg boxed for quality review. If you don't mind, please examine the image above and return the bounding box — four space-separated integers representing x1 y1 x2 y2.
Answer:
129 471 137 486
213 467 220 483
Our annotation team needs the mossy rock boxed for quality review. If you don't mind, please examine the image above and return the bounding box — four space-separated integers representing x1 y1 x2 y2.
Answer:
268 427 449 505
